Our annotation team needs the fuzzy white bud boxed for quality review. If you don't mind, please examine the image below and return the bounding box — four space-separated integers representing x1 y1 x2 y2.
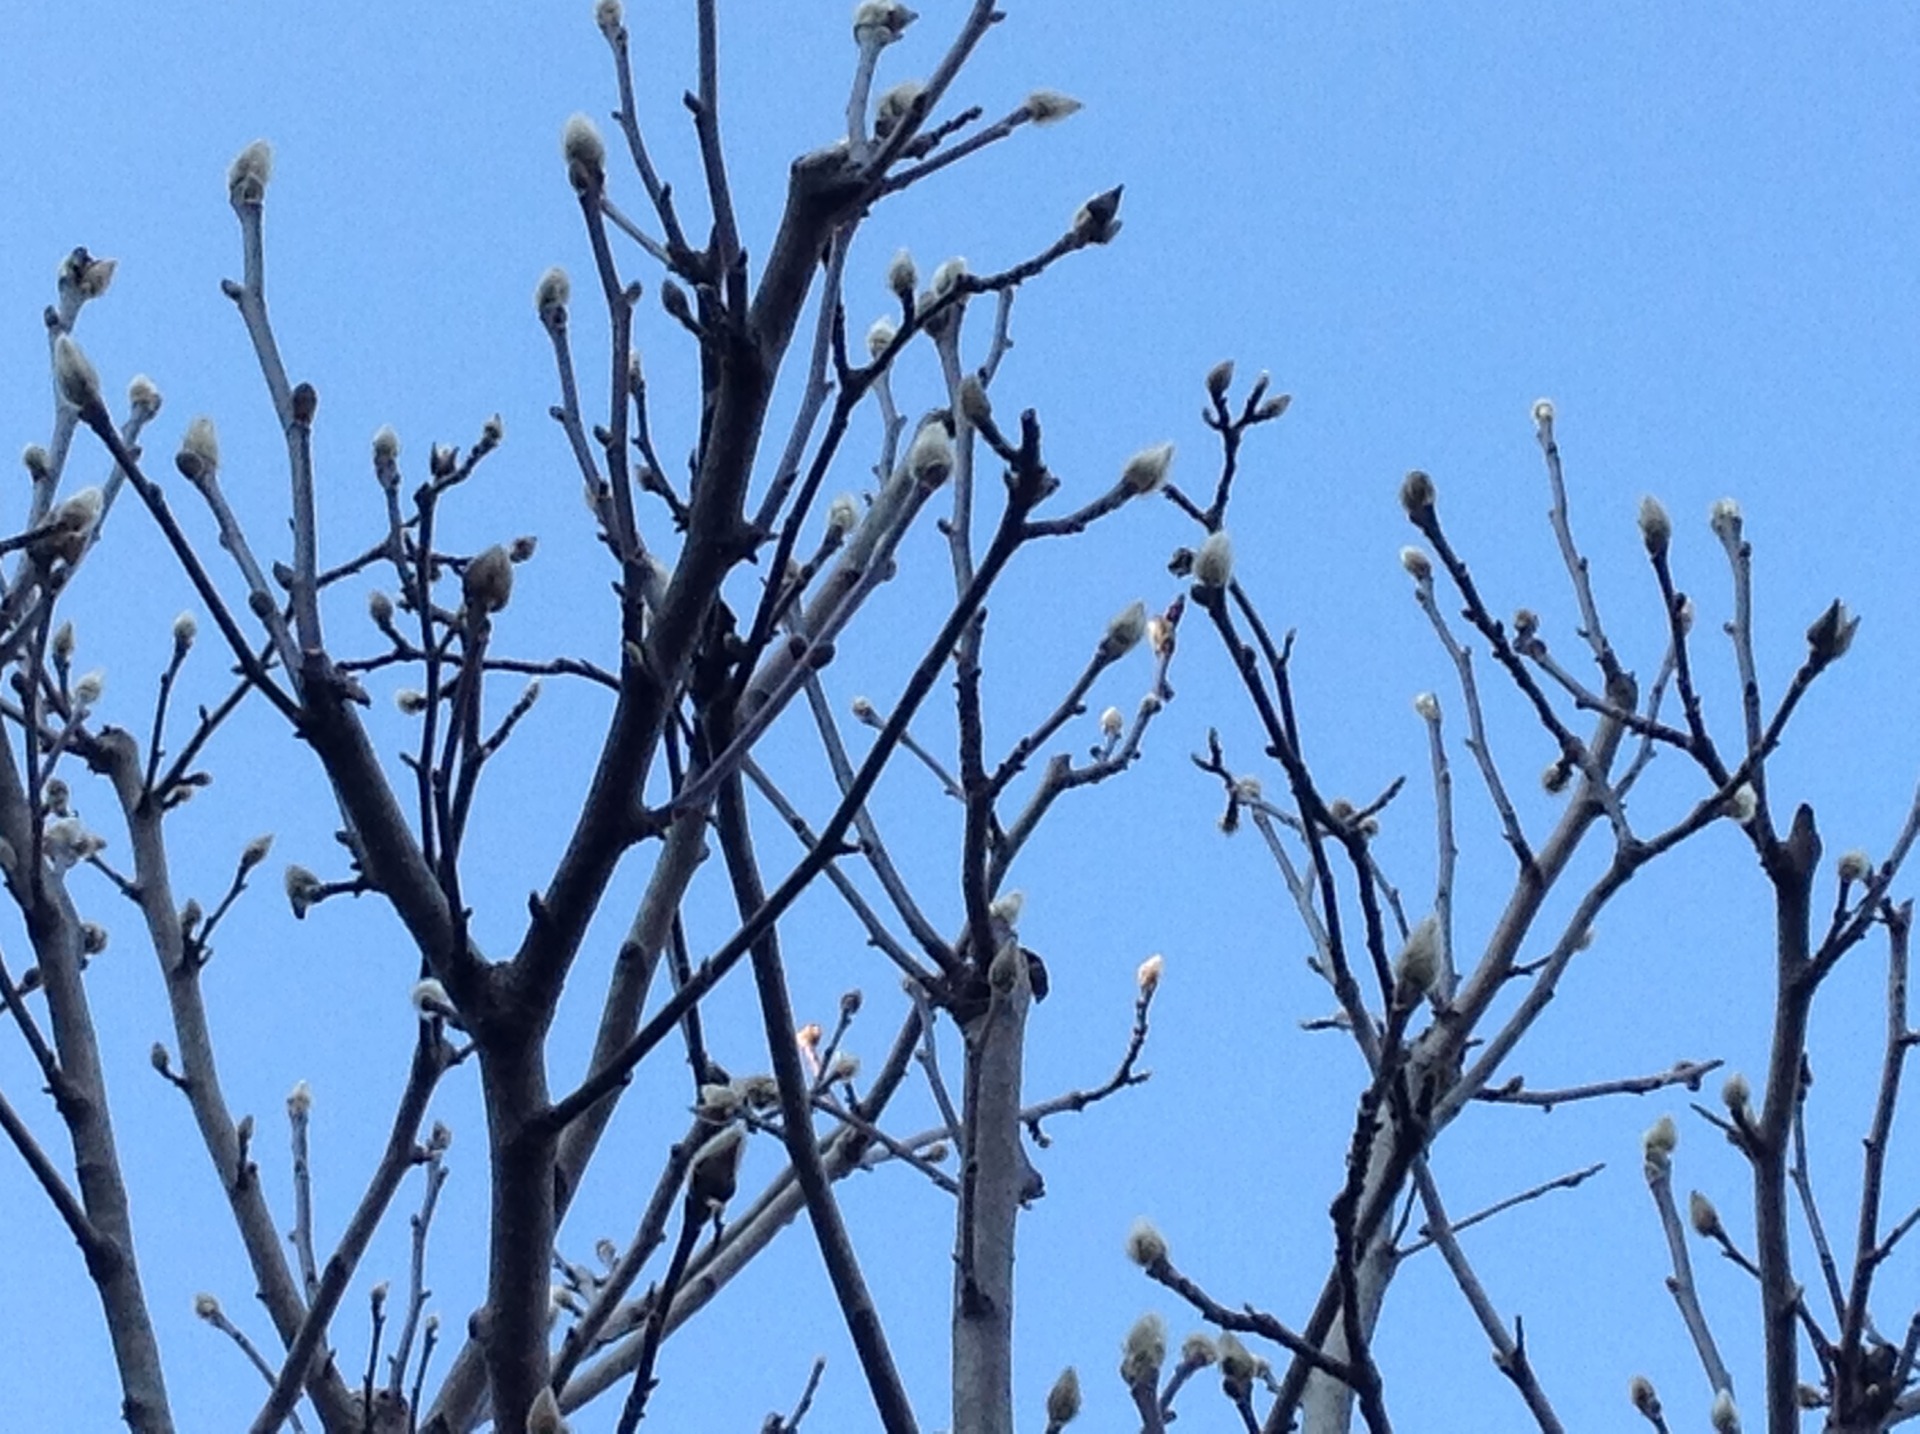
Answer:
228 140 274 204
411 977 453 1020
1393 916 1441 999
1531 397 1555 424
1710 1389 1740 1434
930 257 968 300
1136 953 1163 995
1193 530 1234 589
284 864 323 919
172 611 198 646
127 374 162 414
1413 691 1440 721
1642 1114 1679 1167
1025 90 1083 125
1838 850 1873 884
176 416 220 481
1399 546 1432 581
827 493 860 535
866 316 897 359
1100 706 1124 739
887 249 917 303
463 545 515 616
536 267 571 315
1121 442 1173 495
562 114 607 189
1101 600 1148 659
1125 1217 1168 1267
1120 1312 1167 1389
1639 495 1672 554
52 334 102 410
906 422 954 487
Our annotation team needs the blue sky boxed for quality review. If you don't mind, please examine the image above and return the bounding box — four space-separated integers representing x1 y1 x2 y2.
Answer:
4 4 1918 1430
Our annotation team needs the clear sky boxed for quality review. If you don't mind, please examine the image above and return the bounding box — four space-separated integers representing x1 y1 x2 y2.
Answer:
4 3 1918 1431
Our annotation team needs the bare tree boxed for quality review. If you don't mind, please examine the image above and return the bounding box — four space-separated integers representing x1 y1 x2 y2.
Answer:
9 5 1170 1432
8 5 1916 1434
1114 383 1920 1432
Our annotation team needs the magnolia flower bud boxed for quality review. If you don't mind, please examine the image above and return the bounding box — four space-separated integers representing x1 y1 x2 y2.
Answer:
1393 916 1441 999
1688 1189 1722 1238
1642 1114 1679 1167
1710 1389 1740 1434
929 257 967 300
412 977 454 1020
463 544 515 616
193 1292 222 1321
1193 530 1233 589
1121 442 1173 495
874 81 923 137
535 267 571 318
1399 546 1432 581
1400 469 1435 518
1125 1217 1168 1267
1100 706 1124 739
595 0 624 37
53 334 102 411
368 590 395 625
866 316 897 359
1413 692 1440 721
1071 186 1124 244
827 493 860 535
1119 1312 1166 1389
228 140 274 204
286 1080 312 1117
1531 398 1555 424
239 833 273 871
906 422 954 486
1181 1332 1218 1368
1044 1366 1081 1428
1135 953 1163 995
852 0 916 44
1722 1071 1750 1112
1805 599 1858 665
72 669 105 707
1639 496 1672 555
887 249 917 303
1838 849 1873 883
176 416 220 482
284 864 323 919
1025 90 1082 125
562 114 606 191
958 375 992 426
127 374 162 414
172 611 198 646
1100 600 1148 660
